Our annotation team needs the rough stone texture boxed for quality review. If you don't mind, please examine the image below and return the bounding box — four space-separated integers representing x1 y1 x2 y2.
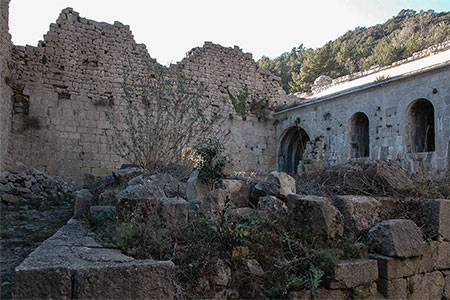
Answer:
419 198 450 241
73 189 94 219
326 259 378 289
0 0 12 171
368 219 424 258
73 261 175 300
444 270 450 299
1 4 288 182
437 241 450 270
13 219 175 299
116 183 164 220
332 195 381 239
257 195 288 213
265 171 296 198
287 194 344 238
159 196 188 227
89 205 116 227
370 241 441 281
212 259 231 286
376 277 407 299
242 258 265 276
275 52 450 175
289 288 349 300
186 170 210 202
406 271 445 300
222 179 250 207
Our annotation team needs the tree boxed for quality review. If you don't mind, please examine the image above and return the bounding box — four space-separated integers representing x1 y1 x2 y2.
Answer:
107 66 223 172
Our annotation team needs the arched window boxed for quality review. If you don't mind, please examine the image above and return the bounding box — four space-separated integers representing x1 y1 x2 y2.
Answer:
349 112 369 158
278 127 310 175
406 99 435 153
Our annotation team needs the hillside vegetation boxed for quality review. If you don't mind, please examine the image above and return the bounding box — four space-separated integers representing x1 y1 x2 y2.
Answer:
258 9 450 93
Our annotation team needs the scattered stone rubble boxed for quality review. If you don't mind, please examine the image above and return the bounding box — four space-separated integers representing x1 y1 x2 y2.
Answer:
11 166 450 299
1 169 77 299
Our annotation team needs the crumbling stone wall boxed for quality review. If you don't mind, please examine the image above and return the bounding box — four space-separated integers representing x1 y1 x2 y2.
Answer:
0 0 12 170
276 64 450 174
171 42 287 174
4 6 287 182
7 8 157 181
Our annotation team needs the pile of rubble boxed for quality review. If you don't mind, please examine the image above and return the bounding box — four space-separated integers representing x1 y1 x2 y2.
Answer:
0 169 76 206
11 165 450 299
1 169 77 299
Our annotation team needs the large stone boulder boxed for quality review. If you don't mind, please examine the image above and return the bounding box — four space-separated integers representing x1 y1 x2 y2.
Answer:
287 195 344 238
159 197 188 228
257 196 288 214
13 219 176 300
266 171 296 198
222 179 250 208
419 199 450 241
326 259 378 289
73 189 94 219
186 170 210 203
113 167 143 186
116 183 164 220
89 206 116 227
368 219 424 258
332 195 381 239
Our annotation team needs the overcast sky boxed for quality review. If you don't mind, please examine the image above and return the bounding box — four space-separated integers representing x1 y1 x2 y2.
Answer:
8 0 450 66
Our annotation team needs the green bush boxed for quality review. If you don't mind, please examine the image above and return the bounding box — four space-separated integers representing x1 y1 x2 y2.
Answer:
194 138 229 187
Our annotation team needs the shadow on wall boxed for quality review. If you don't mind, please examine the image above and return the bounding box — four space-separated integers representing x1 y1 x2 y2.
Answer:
406 98 435 153
278 127 310 175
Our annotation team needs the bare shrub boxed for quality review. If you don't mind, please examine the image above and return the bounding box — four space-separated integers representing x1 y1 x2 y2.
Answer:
107 66 224 173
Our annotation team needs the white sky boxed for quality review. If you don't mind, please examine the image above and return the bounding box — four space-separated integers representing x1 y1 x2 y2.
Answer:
8 0 450 66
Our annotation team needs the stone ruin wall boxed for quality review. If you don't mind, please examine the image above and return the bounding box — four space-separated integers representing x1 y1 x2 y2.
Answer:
3 6 287 182
0 0 13 170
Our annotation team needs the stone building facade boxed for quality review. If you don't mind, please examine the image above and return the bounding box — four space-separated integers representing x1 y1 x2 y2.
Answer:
0 4 287 182
1 1 449 182
275 44 450 175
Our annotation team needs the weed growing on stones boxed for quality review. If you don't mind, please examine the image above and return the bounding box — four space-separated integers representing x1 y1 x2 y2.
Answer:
97 210 367 299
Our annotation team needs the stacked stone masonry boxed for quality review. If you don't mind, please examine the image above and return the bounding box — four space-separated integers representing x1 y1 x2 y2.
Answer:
0 0 13 170
276 61 450 175
2 6 288 182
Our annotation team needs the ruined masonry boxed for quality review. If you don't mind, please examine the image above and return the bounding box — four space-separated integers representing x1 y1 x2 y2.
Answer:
1 0 450 182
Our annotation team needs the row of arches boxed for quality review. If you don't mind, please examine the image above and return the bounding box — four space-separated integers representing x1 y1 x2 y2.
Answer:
278 98 435 174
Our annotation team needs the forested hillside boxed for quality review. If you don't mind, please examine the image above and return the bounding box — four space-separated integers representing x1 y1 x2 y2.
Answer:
258 9 450 93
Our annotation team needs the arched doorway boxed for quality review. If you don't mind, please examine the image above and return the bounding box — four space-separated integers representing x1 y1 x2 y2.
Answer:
406 99 435 153
349 112 369 158
278 127 310 175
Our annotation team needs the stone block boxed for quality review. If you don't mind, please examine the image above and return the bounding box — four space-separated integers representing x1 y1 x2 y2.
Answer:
436 241 450 270
257 195 288 213
370 254 422 280
116 183 164 220
376 277 407 299
419 199 450 241
159 196 188 227
89 206 116 227
73 261 176 300
73 189 94 219
326 259 378 289
289 288 349 300
265 171 296 198
13 267 72 300
368 219 424 258
287 194 344 238
406 271 445 300
332 195 380 239
443 270 450 299
222 179 250 207
186 170 210 203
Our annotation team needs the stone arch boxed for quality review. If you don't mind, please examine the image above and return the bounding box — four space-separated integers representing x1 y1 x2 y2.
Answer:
278 127 310 175
349 112 369 158
406 99 435 153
